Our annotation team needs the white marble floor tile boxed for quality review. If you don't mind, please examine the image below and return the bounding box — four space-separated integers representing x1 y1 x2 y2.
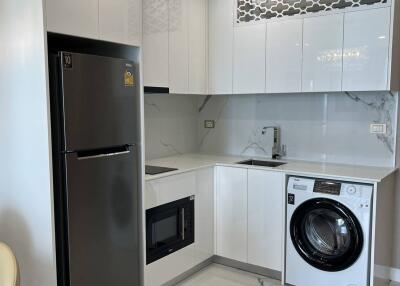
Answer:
176 264 281 286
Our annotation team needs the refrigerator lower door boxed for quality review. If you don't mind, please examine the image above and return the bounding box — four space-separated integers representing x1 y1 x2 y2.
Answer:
59 52 138 151
64 146 139 286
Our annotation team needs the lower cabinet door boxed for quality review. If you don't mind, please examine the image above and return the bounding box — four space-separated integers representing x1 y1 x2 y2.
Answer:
216 167 248 262
248 169 284 271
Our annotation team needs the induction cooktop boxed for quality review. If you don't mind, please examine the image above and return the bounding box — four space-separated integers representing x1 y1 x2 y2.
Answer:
145 165 178 175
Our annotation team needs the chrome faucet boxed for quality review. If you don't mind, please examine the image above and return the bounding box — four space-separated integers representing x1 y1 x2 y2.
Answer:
261 126 286 160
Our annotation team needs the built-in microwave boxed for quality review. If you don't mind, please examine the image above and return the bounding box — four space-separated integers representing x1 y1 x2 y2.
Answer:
146 196 195 264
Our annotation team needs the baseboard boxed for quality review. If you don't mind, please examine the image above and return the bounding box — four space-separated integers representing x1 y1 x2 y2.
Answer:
162 255 281 285
213 255 281 281
390 267 400 282
162 257 213 286
375 265 400 283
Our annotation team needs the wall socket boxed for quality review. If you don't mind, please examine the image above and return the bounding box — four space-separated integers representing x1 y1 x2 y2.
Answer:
204 120 215 129
370 123 387 134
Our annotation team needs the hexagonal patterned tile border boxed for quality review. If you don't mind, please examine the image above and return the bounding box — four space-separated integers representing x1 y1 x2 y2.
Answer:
237 0 388 23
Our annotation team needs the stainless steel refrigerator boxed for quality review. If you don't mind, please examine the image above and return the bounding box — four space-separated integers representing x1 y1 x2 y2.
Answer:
50 52 140 286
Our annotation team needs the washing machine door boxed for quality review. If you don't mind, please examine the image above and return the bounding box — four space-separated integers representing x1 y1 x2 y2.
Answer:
290 198 364 272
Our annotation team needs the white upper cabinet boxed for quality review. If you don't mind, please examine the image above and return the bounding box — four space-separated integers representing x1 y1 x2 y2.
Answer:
46 0 99 39
216 167 247 263
46 0 142 45
143 0 207 93
248 170 284 272
208 0 234 94
302 14 344 92
169 0 189 94
188 0 208 94
342 8 391 91
143 0 169 88
266 19 303 93
99 0 142 46
233 23 266 94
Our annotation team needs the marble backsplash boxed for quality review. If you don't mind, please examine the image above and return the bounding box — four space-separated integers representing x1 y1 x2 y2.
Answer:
144 94 199 160
145 92 398 167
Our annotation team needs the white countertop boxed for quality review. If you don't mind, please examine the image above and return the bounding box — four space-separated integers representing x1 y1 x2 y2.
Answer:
145 153 397 183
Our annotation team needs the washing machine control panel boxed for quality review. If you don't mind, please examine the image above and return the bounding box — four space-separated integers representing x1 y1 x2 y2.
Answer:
288 177 373 200
314 179 341 195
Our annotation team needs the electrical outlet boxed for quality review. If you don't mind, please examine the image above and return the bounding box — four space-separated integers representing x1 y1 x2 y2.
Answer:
204 120 215 129
370 124 387 134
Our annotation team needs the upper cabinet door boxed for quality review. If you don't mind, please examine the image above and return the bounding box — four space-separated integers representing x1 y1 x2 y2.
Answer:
46 0 99 39
143 0 169 87
302 14 344 92
188 0 208 94
208 0 234 94
99 0 142 46
233 24 266 94
342 8 391 91
266 19 302 94
169 0 189 94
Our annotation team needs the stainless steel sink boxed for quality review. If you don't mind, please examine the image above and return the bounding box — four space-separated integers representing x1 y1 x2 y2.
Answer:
237 159 287 168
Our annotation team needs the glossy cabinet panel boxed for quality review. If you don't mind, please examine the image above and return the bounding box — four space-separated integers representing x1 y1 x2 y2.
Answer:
208 0 234 94
302 14 344 92
266 19 303 93
193 168 215 264
99 0 142 46
248 170 284 271
143 0 169 87
233 24 266 94
46 0 99 39
169 0 189 94
188 0 208 94
343 8 391 91
216 167 248 262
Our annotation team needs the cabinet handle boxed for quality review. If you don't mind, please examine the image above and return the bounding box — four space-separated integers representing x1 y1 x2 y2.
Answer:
181 208 185 240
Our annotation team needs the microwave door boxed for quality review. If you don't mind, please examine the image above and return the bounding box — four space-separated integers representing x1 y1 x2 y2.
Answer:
146 197 195 264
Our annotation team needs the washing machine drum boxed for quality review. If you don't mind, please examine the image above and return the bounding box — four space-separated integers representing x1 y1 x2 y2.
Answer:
290 198 364 272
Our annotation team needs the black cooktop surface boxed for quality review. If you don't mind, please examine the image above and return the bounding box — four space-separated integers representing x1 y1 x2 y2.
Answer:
145 165 178 175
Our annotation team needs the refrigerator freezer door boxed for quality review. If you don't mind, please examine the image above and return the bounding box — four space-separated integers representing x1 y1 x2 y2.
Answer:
64 147 139 286
60 52 137 151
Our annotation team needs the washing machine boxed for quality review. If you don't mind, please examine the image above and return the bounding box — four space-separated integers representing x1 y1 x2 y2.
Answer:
285 176 373 286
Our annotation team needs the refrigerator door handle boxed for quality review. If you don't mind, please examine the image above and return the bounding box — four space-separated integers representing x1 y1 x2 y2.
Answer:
77 150 131 160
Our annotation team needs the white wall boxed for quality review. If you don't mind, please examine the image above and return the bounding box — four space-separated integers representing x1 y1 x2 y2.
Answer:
0 1 57 286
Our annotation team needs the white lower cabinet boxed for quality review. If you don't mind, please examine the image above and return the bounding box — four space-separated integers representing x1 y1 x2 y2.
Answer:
216 166 284 271
248 169 284 271
144 168 214 286
216 166 248 262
